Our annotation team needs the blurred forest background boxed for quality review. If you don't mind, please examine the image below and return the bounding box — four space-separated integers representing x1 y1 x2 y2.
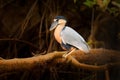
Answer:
0 0 120 80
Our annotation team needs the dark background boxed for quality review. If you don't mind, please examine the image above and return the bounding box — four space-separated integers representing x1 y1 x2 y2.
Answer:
0 0 120 80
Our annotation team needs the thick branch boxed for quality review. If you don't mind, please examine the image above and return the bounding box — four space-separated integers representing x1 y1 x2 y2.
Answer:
0 49 119 73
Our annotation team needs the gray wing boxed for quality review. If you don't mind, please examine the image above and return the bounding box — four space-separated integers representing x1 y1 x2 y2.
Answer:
61 26 90 53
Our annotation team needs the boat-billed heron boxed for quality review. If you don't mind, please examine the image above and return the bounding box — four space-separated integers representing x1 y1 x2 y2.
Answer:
50 16 90 58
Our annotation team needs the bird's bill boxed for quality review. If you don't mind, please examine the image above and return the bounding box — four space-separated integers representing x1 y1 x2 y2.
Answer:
49 21 58 31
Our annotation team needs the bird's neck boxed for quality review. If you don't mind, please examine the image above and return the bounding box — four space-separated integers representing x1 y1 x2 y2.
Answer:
54 24 65 43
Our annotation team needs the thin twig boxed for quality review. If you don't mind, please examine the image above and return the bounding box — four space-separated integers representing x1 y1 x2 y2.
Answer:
0 38 40 51
19 0 38 39
0 0 15 8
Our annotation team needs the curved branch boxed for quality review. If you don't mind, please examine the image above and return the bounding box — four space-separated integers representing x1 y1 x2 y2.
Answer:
0 49 119 73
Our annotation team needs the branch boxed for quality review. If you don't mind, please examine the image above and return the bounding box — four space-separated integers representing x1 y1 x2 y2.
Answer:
0 49 119 73
111 1 120 8
0 38 40 51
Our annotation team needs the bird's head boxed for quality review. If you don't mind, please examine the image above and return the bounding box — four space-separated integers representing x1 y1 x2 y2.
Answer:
49 16 67 31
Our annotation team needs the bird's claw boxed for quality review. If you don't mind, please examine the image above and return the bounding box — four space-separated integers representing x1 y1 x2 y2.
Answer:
62 54 67 58
62 54 72 63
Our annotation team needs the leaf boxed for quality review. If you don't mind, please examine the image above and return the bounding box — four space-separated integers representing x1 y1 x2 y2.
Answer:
74 0 77 3
96 0 110 11
83 0 96 8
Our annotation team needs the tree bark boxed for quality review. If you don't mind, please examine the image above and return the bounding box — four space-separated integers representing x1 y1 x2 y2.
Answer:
0 48 119 73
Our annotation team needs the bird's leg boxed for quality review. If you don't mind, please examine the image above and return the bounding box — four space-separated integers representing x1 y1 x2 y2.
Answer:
63 48 76 58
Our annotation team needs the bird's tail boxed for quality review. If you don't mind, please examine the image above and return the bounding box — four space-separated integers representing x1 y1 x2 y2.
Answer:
75 42 90 53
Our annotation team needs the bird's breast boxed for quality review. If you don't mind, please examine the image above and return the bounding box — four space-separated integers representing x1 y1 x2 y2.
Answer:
54 25 64 43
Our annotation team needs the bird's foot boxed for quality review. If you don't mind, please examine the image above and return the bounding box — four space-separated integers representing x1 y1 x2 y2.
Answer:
62 51 70 58
62 53 68 58
62 54 72 63
62 48 76 58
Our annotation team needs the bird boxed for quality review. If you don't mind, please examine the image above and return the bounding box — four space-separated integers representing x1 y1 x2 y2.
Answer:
49 16 90 58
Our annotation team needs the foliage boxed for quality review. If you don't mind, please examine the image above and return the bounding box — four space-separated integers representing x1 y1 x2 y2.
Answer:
84 0 110 10
83 0 120 16
83 0 96 8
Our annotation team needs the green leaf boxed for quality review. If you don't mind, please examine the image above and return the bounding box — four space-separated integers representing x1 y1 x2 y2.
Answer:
83 0 96 8
74 0 77 3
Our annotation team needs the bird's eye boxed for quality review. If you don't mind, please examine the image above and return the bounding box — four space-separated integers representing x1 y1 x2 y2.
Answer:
54 19 57 21
54 19 58 22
